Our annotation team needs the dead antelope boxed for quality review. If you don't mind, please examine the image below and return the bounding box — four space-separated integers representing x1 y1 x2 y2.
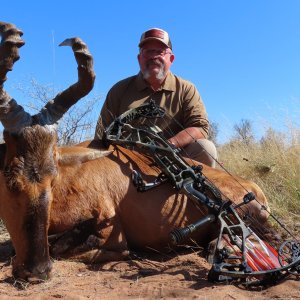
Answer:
0 21 270 282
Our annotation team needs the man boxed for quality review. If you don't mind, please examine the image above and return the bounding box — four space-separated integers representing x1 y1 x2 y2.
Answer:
95 28 218 167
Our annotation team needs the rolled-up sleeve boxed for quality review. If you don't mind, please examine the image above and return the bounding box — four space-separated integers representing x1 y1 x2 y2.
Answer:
182 82 209 138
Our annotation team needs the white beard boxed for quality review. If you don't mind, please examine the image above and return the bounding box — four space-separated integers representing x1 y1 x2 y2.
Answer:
143 60 166 81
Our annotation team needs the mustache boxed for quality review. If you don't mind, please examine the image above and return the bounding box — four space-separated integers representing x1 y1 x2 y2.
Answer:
145 59 164 68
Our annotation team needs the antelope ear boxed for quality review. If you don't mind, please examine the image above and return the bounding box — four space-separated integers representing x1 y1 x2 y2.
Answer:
57 146 113 166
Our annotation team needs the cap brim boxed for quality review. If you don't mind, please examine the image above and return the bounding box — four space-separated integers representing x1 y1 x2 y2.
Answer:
138 37 170 49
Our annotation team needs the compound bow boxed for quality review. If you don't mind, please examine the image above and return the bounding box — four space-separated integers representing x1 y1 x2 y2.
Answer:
104 100 300 286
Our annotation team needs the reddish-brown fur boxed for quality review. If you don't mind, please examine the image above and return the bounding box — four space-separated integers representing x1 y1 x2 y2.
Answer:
52 141 270 258
0 131 270 281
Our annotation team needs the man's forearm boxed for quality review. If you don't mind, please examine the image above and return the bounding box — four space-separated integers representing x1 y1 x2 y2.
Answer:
168 127 206 148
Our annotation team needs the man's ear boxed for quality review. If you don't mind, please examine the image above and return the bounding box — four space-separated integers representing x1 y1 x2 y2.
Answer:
170 53 175 63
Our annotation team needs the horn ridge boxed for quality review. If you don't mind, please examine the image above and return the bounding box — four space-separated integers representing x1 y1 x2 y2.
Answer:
59 37 93 68
0 21 25 87
36 37 95 125
0 22 31 133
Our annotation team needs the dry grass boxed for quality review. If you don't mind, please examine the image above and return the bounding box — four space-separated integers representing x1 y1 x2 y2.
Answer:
218 129 300 229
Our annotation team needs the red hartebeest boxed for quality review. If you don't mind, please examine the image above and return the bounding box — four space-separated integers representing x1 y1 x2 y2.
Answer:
0 22 270 282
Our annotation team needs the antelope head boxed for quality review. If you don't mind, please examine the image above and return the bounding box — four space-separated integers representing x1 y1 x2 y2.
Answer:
0 21 95 282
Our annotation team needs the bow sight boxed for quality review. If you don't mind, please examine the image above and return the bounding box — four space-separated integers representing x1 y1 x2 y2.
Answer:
104 100 300 285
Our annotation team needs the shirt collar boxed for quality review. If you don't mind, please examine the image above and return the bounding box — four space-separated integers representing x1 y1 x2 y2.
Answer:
136 71 176 92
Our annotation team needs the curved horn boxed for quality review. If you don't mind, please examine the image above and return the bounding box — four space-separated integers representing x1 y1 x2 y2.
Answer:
0 21 25 87
36 37 96 126
0 21 31 133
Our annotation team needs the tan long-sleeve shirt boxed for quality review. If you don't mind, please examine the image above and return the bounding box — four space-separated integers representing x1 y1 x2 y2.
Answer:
95 71 209 140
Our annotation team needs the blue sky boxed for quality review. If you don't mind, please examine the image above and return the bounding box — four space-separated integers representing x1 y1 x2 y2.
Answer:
2 0 300 143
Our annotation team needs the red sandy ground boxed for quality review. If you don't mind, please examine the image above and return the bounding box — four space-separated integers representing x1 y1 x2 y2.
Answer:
0 226 300 299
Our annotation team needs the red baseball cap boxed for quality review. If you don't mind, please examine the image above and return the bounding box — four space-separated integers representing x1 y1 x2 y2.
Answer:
139 28 172 49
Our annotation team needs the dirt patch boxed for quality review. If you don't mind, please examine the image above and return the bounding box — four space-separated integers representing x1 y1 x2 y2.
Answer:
0 223 300 299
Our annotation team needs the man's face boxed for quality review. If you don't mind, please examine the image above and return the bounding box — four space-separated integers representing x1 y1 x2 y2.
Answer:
138 40 174 82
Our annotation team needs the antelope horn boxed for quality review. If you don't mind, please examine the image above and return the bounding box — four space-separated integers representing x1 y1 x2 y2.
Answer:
35 37 96 126
0 21 31 133
0 21 25 87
